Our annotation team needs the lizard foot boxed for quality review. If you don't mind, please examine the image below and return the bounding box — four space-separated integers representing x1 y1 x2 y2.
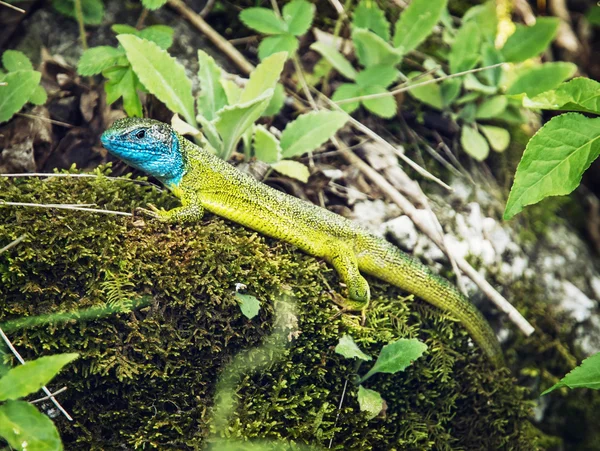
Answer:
133 204 168 221
329 291 368 325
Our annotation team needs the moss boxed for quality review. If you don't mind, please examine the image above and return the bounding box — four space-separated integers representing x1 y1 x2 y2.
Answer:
0 169 537 449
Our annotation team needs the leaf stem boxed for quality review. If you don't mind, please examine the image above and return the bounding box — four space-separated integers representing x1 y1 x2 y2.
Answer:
73 0 88 50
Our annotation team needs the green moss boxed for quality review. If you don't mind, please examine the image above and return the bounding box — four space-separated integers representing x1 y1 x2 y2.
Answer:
0 169 537 449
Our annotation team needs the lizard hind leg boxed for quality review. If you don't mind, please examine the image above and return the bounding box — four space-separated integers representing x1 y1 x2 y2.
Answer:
329 243 371 311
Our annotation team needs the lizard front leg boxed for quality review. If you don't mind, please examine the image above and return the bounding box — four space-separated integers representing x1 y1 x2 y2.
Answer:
329 243 371 311
136 186 205 223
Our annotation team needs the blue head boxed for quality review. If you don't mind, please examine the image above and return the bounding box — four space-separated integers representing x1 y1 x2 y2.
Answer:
101 118 185 187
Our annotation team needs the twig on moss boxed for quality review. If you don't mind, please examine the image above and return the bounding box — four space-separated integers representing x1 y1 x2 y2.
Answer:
0 327 74 421
328 378 349 449
0 234 26 254
0 201 133 217
30 387 68 404
0 0 25 13
0 173 163 190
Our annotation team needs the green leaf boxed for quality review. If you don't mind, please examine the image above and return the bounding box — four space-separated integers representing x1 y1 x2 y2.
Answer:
239 7 287 35
282 0 315 36
118 34 195 125
475 95 507 119
253 125 282 163
103 65 143 117
504 113 600 219
197 50 228 121
362 85 396 118
542 352 600 395
449 20 481 74
111 24 137 35
197 114 223 151
481 42 503 86
29 85 47 106
501 17 560 63
392 0 447 54
271 160 310 183
463 1 497 43
77 46 124 76
215 90 273 159
587 5 600 26
0 354 78 400
461 124 489 161
263 82 286 116
141 0 167 10
241 52 287 104
522 77 600 115
353 28 403 68
479 124 510 152
355 64 398 88
310 42 357 80
332 83 361 114
258 34 298 60
0 400 63 451
359 338 427 382
2 50 33 72
235 293 261 319
334 334 372 361
506 62 576 98
357 386 384 420
221 79 242 105
138 25 175 50
52 0 104 25
0 70 41 123
280 111 348 158
353 0 391 41
441 78 461 107
464 73 497 94
406 72 443 110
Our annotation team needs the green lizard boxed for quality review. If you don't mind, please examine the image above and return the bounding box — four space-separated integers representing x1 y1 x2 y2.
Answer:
101 117 503 367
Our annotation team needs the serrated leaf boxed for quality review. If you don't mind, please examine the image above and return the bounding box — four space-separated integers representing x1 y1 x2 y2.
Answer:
0 353 78 400
392 0 447 54
282 0 315 36
235 293 261 319
253 125 282 163
221 79 242 105
479 124 510 152
103 65 143 117
353 0 391 41
240 7 287 35
0 70 40 123
0 400 63 451
522 77 600 115
504 113 600 219
271 160 310 182
475 95 507 119
138 25 175 50
542 352 600 395
449 20 481 74
506 62 576 98
77 46 124 76
353 28 403 68
241 52 287 104
52 0 104 25
406 72 443 110
197 50 228 120
118 34 195 125
461 124 489 161
141 0 167 10
29 85 47 106
362 85 396 118
335 334 372 361
263 82 286 116
258 34 298 60
310 42 357 80
280 110 348 158
332 83 361 114
355 65 398 88
501 17 560 63
2 50 33 72
357 386 384 420
359 338 427 382
215 90 273 159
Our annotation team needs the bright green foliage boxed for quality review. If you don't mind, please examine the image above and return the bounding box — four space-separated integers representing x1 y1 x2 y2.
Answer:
352 29 403 68
310 42 357 80
241 52 287 103
406 73 443 110
501 17 560 63
357 386 384 420
0 401 63 451
360 338 427 383
0 51 45 123
263 83 286 117
461 124 490 161
523 77 600 115
235 293 261 319
270 160 310 183
475 95 507 119
334 335 372 361
104 66 144 117
506 62 577 98
240 0 315 60
253 125 282 164
449 20 481 74
197 50 228 121
463 0 497 43
2 50 33 71
392 0 447 54
52 0 104 24
543 352 600 395
77 46 124 76
141 0 167 10
353 0 390 41
111 24 174 50
479 125 510 152
280 111 348 158
588 5 600 25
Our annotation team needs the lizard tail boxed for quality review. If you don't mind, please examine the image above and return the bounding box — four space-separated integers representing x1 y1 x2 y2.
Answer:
357 236 504 367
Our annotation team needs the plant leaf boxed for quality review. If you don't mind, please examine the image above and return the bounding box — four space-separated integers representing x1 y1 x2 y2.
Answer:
0 70 41 123
449 20 481 74
353 28 403 67
501 17 560 63
353 0 391 41
406 72 443 110
253 125 282 163
29 85 47 106
141 0 168 10
78 46 124 76
542 352 600 395
52 0 104 24
481 42 503 86
362 85 397 118
0 400 63 451
355 64 398 88
522 77 600 115
197 50 228 121
282 0 315 36
504 113 600 219
241 52 287 104
2 50 33 72
235 293 261 319
197 114 223 152
479 125 510 152
0 353 78 400
263 82 286 117
334 334 372 361
464 73 497 94
475 95 507 119
310 42 357 80
240 7 287 35
271 160 310 183
357 386 384 420
103 65 143 117
258 34 298 60
461 124 490 161
392 0 447 55
137 25 175 50
359 338 427 382
332 83 362 114
463 1 497 44
441 78 461 107
280 110 348 158
118 34 195 125
506 62 577 98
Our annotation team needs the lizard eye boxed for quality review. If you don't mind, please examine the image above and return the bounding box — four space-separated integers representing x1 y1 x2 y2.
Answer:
135 130 146 139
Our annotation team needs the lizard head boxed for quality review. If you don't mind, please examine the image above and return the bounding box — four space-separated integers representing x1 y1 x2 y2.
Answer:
101 118 185 187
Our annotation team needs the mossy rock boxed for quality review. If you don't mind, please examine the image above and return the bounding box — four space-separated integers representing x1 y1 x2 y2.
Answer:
0 169 537 450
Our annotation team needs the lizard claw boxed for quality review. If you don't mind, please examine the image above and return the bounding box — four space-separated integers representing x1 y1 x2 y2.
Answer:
133 204 163 220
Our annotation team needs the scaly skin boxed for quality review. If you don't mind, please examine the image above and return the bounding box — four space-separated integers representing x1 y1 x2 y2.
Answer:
101 118 503 367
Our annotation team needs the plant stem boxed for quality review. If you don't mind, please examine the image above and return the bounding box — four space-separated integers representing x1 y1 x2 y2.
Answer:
73 0 88 50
